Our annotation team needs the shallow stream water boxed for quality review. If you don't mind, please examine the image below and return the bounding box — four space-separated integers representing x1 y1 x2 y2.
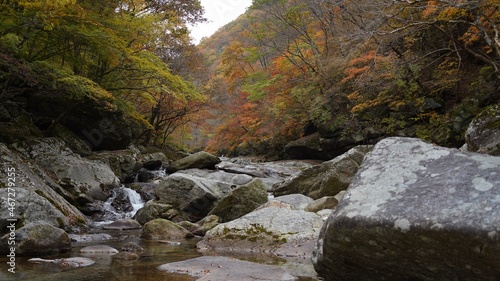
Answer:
1 228 318 281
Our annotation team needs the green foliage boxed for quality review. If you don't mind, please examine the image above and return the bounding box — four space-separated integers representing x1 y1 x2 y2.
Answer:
0 0 207 149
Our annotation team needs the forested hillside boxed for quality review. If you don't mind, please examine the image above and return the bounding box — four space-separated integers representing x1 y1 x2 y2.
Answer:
0 0 206 151
2 0 499 160
198 0 500 158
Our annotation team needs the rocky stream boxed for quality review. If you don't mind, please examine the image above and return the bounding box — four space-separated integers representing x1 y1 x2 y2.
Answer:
1 105 500 281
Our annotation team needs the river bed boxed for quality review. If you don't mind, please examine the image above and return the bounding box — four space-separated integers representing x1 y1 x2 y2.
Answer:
0 227 318 281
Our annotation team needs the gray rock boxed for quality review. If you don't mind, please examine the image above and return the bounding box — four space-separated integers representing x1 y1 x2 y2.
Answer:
193 215 221 236
305 196 338 212
69 233 112 242
13 138 120 206
141 219 194 240
0 143 88 230
155 173 233 219
28 257 95 268
271 194 314 210
80 245 119 254
87 148 138 181
138 152 170 165
274 145 372 199
313 137 500 281
121 242 144 253
231 174 254 185
102 219 141 230
208 179 268 222
316 209 334 221
198 206 324 258
465 103 500 156
169 151 221 172
0 223 71 256
158 256 297 281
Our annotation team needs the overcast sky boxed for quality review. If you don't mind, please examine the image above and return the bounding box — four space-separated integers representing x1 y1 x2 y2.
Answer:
189 0 253 44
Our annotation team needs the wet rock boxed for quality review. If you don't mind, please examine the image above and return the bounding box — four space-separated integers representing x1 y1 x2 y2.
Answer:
121 242 144 253
103 219 141 230
141 219 194 240
0 223 71 256
274 145 372 199
198 206 324 258
305 197 338 212
128 182 157 202
69 233 112 242
158 256 296 281
110 188 134 213
313 137 500 281
155 173 233 220
465 103 500 156
113 252 139 260
136 168 156 182
0 143 88 231
80 245 119 254
168 151 221 172
208 179 268 222
143 160 162 170
28 257 95 269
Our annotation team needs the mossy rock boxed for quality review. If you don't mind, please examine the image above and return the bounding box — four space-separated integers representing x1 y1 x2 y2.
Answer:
0 116 42 144
141 219 194 240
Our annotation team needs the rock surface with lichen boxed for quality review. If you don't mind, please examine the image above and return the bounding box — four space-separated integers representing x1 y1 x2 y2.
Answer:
198 205 324 258
313 137 500 281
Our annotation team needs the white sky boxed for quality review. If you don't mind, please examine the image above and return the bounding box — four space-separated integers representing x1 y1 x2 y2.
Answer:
189 0 253 44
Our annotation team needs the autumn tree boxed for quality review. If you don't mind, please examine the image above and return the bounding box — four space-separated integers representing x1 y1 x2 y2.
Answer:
0 0 207 148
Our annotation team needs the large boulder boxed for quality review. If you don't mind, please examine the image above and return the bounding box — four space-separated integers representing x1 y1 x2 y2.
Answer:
168 151 221 172
208 179 268 222
155 173 233 220
198 206 324 258
13 138 120 209
313 137 500 281
0 223 71 256
87 148 139 181
27 90 132 150
465 103 500 156
216 158 316 191
0 143 88 232
274 145 372 199
141 219 194 240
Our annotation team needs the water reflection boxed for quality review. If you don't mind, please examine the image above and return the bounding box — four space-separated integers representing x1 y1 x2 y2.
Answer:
0 233 200 281
0 230 318 281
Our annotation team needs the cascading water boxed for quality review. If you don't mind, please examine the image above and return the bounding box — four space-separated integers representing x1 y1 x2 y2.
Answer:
94 186 145 226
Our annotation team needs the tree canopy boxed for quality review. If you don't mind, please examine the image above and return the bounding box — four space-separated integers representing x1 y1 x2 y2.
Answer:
0 0 206 148
197 0 500 157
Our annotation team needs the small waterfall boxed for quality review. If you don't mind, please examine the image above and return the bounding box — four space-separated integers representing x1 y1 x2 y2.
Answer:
94 186 145 226
126 187 144 218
